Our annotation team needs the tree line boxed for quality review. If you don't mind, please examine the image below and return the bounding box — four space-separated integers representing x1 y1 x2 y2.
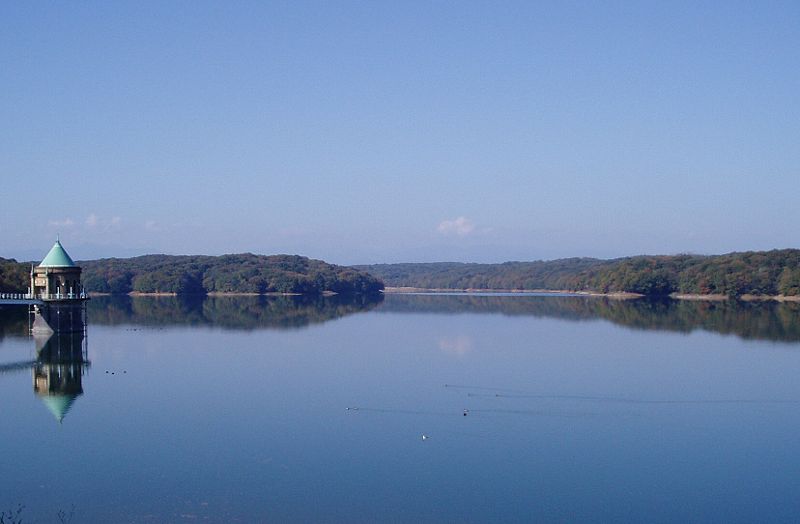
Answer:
355 249 800 297
0 257 30 293
0 253 384 296
5 249 800 298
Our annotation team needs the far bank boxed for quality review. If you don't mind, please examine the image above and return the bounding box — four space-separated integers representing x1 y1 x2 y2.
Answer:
383 287 800 302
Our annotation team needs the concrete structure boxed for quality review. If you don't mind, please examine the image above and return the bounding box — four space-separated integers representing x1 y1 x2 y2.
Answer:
0 240 89 333
32 302 87 334
29 240 88 334
0 241 91 423
31 239 85 300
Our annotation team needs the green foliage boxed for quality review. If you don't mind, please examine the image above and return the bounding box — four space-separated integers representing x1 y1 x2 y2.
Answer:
356 249 800 297
778 267 800 296
354 258 605 292
4 249 800 298
0 257 30 292
79 253 383 296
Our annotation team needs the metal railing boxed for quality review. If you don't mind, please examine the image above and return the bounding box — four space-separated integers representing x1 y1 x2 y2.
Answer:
0 292 35 300
0 291 89 301
38 291 90 301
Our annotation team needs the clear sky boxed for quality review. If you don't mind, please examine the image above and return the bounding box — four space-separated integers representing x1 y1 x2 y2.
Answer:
1 1 798 264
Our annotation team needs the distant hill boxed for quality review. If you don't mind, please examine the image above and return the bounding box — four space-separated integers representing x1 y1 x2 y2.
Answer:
353 258 603 291
354 249 800 298
0 254 384 296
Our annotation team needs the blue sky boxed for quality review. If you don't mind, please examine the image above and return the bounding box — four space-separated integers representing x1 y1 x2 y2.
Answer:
1 1 798 264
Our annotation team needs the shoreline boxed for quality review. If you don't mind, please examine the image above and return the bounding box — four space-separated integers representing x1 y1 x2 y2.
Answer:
382 287 642 299
382 287 800 302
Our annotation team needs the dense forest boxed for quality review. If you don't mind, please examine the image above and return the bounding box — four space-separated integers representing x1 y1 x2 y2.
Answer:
355 249 800 297
0 257 30 293
0 254 383 296
4 249 800 298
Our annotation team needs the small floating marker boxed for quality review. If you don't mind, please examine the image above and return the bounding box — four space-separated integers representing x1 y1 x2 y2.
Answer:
463 409 469 416
105 370 109 374
421 434 430 441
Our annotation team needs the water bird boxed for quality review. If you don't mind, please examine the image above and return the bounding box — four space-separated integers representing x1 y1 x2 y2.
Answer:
421 434 430 441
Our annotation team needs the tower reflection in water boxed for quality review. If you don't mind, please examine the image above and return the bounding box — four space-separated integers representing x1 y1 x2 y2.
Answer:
32 330 89 424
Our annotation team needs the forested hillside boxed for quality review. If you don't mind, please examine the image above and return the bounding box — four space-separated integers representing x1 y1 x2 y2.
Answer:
0 257 30 293
81 254 383 295
5 250 800 298
354 258 605 292
0 254 383 296
356 249 800 297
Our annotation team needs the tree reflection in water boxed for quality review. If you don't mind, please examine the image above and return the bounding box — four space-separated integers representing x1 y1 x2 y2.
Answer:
4 293 798 342
377 294 800 343
87 294 385 330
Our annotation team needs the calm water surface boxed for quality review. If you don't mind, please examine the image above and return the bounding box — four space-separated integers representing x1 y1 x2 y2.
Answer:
2 294 800 523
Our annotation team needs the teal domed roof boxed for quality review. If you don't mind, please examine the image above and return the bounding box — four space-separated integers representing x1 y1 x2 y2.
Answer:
40 394 78 423
39 240 76 268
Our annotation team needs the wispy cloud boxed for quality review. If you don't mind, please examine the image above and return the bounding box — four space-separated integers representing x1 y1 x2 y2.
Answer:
84 213 121 231
48 218 75 228
437 216 476 237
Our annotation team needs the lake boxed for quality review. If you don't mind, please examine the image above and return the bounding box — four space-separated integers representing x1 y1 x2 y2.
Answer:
2 294 800 523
